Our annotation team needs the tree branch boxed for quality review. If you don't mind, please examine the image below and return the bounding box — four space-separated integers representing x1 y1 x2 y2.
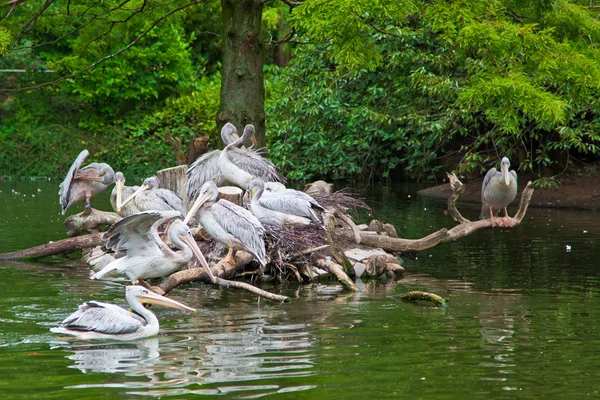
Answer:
1 0 205 93
11 0 143 50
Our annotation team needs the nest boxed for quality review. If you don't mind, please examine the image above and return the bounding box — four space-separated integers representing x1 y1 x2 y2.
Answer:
313 190 370 212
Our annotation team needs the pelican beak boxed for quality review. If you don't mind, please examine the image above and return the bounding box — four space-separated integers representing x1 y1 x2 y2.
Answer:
250 136 258 148
502 163 510 185
115 180 124 210
139 291 196 312
119 183 149 211
181 233 217 284
183 192 212 225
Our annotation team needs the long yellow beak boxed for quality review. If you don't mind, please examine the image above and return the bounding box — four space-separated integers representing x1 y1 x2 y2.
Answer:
115 180 124 210
181 233 217 283
139 291 196 312
502 164 510 185
119 184 149 212
183 192 212 225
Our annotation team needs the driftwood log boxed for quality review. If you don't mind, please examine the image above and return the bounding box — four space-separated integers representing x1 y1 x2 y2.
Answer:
64 207 120 237
344 174 535 253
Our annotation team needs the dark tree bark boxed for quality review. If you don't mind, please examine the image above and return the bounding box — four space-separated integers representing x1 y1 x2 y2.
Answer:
218 0 266 148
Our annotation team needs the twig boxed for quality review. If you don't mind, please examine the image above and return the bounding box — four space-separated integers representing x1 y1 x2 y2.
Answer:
290 244 330 258
215 277 290 302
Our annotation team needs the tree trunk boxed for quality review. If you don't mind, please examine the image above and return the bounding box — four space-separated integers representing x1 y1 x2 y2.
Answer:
218 0 266 148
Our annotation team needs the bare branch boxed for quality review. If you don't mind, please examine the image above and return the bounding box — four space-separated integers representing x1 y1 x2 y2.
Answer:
0 0 206 94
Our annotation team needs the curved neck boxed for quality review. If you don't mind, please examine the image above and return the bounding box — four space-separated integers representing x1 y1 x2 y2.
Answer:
252 184 264 204
128 295 159 327
168 230 193 263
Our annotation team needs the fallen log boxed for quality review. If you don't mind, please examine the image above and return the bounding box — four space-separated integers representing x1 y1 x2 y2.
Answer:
0 233 104 261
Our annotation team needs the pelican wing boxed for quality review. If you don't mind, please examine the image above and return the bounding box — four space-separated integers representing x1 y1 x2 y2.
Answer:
60 301 146 334
229 148 286 184
186 150 221 201
154 189 187 216
481 167 499 201
75 163 103 179
59 149 89 212
212 199 265 259
258 195 320 221
104 210 182 258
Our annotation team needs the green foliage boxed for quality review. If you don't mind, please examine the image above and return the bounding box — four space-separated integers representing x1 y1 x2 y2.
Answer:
267 0 600 181
0 0 222 177
0 27 11 56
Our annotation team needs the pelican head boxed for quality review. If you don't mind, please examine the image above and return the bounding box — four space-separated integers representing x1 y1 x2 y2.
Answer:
248 177 264 199
169 220 216 283
264 182 286 193
99 164 116 185
220 123 239 145
501 157 511 185
126 285 196 312
183 181 219 225
118 176 157 212
242 124 258 148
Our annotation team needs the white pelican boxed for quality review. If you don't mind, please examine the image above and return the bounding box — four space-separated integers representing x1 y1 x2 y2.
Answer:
118 176 186 216
480 157 518 227
186 123 285 201
50 286 196 340
263 182 325 212
184 181 267 267
248 178 323 226
59 149 115 214
110 172 141 217
91 211 216 283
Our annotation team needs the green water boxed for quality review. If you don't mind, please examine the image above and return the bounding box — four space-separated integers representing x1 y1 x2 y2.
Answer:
1 180 600 398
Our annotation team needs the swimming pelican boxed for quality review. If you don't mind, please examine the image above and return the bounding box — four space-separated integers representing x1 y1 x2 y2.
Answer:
59 149 115 214
50 285 196 340
184 181 267 267
119 176 186 216
249 178 323 226
187 123 285 201
91 211 216 283
110 172 141 217
480 157 518 227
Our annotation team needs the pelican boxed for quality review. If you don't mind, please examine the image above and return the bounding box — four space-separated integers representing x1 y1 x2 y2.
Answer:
264 182 326 211
59 149 115 214
110 172 141 217
187 123 285 201
119 176 186 216
249 178 323 226
184 181 267 267
91 211 216 283
50 286 196 340
480 157 518 227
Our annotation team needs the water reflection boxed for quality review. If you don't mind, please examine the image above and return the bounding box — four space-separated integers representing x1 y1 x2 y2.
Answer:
54 338 160 374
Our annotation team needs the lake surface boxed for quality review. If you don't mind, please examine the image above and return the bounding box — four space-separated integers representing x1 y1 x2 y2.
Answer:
1 179 599 399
